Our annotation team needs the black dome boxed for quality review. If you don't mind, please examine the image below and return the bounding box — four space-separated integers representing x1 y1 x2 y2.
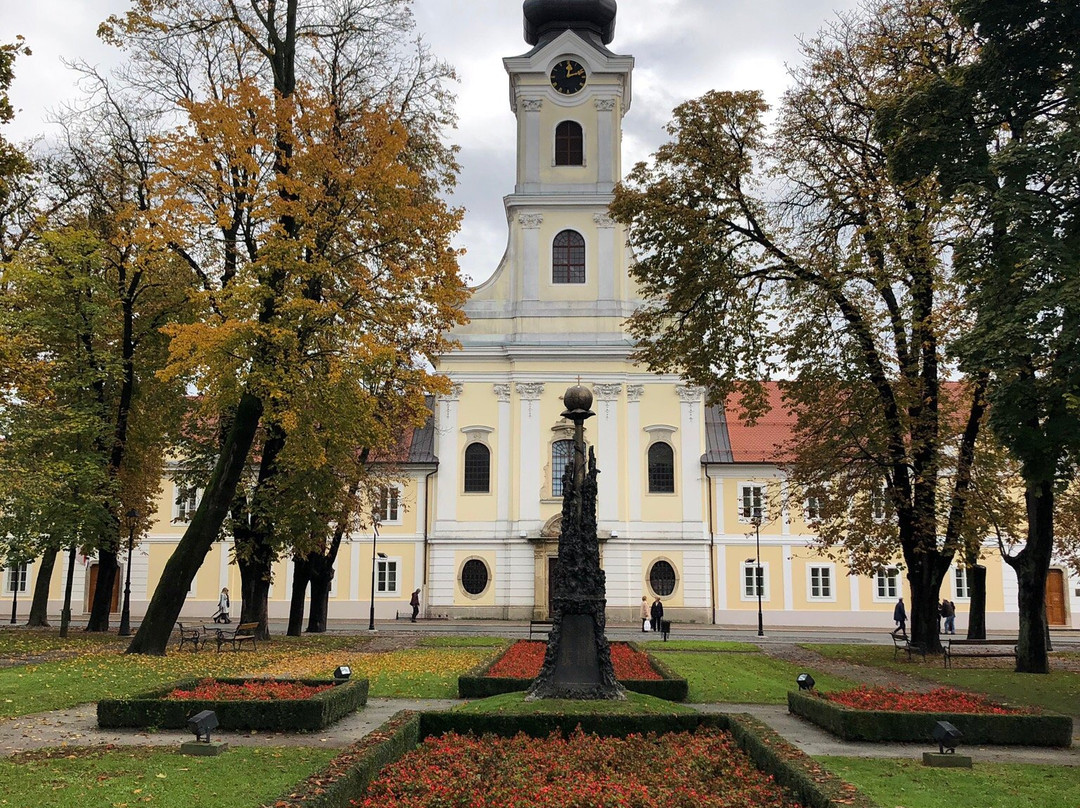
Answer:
523 0 617 46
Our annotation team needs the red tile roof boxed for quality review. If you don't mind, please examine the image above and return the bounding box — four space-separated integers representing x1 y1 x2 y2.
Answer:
723 382 796 463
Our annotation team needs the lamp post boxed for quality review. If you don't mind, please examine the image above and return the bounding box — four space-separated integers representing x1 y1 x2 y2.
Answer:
368 521 380 632
752 514 764 637
118 509 137 637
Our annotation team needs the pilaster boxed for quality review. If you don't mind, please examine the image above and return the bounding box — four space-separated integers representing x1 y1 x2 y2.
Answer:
517 382 545 524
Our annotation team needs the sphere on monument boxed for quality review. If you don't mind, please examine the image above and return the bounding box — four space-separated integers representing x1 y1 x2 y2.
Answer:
563 384 593 412
523 0 617 45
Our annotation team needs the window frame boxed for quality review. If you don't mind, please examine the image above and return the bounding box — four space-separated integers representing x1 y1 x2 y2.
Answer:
554 120 584 166
376 557 400 596
807 564 835 602
874 567 900 601
646 441 676 494
173 484 201 523
463 441 491 494
376 484 403 525
459 558 491 598
3 562 28 595
552 230 586 284
647 558 678 598
953 566 971 601
551 439 574 498
738 483 766 522
740 561 770 601
804 495 822 521
870 485 887 522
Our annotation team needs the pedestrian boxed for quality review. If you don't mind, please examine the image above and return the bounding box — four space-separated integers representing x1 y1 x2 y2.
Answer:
650 597 663 633
640 595 650 631
410 588 421 623
213 587 231 624
938 599 946 632
892 597 907 639
943 599 956 635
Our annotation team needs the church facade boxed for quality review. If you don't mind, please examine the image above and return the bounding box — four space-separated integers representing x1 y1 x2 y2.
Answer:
7 2 1077 632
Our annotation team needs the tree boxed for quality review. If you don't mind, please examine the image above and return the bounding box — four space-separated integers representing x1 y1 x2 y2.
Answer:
610 0 990 653
877 0 1080 672
111 0 466 654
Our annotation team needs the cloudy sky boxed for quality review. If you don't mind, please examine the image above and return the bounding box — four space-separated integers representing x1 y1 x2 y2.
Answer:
3 0 859 282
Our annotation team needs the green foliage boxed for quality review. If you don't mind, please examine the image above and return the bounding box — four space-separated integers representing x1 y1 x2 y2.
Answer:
0 745 337 808
818 757 1080 808
788 689 1072 746
97 677 369 731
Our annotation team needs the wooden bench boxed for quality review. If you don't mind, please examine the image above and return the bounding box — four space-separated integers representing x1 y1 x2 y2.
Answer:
890 631 926 661
214 621 259 652
943 638 1017 668
176 622 203 652
529 620 552 639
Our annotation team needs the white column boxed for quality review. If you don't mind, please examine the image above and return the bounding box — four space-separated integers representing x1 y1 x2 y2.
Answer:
715 543 728 611
782 544 794 612
494 384 512 524
677 385 704 525
519 214 543 302
350 542 361 601
517 382 545 525
849 569 861 613
594 97 617 189
593 384 621 523
594 214 616 303
435 383 463 524
626 384 644 523
218 542 230 590
522 98 542 189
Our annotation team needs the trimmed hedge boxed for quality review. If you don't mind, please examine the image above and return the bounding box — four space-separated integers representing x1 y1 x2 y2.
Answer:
789 689 1074 747
97 677 368 732
457 641 689 701
274 709 880 808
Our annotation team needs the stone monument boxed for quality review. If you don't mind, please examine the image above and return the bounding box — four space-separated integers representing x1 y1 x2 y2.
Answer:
527 384 625 700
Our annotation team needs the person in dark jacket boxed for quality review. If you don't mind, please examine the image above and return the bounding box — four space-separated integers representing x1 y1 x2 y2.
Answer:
650 597 664 632
942 599 956 634
410 589 421 623
892 597 907 639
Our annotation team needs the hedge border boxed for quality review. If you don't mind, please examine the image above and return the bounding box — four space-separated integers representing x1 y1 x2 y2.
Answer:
457 640 689 701
273 709 879 808
788 689 1073 747
96 677 369 732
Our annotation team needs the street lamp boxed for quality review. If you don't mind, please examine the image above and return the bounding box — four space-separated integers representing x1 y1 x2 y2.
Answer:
368 520 382 632
118 509 138 637
752 514 764 637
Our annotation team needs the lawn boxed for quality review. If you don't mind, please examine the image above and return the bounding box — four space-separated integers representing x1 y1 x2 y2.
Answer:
807 644 1080 716
0 745 337 808
818 757 1080 808
416 636 509 648
453 690 697 715
650 648 856 703
0 633 495 718
638 639 760 653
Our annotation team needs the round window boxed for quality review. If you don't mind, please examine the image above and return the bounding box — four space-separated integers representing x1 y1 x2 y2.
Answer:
649 560 677 597
461 559 490 596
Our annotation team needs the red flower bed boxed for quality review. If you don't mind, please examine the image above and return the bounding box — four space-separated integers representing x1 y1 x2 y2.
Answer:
822 686 1034 715
352 727 802 808
485 640 661 681
166 678 333 702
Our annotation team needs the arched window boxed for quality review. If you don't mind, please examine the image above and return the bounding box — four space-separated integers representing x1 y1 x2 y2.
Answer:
647 442 675 493
555 120 584 165
463 443 490 493
649 559 677 597
551 439 574 497
552 230 586 284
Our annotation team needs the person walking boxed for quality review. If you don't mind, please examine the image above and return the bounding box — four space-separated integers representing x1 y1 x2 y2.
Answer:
943 599 956 635
214 587 231 624
892 597 907 639
640 595 650 631
650 597 664 633
410 588 421 623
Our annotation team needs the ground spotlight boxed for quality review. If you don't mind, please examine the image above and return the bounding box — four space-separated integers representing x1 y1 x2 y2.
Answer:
187 709 218 743
933 720 962 754
796 673 815 691
334 665 352 681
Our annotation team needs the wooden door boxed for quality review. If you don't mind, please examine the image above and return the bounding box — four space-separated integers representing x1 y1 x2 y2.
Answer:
546 557 560 618
87 564 121 613
1046 569 1066 626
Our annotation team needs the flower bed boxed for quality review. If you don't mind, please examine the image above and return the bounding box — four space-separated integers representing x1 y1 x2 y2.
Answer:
97 677 368 732
167 678 334 701
459 641 688 701
353 727 801 808
789 687 1073 746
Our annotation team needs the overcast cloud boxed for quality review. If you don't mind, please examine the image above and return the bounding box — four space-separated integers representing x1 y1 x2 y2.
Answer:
3 0 860 282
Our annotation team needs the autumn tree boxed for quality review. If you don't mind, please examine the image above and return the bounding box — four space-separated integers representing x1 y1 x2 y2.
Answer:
610 0 990 652
106 0 466 654
876 0 1080 671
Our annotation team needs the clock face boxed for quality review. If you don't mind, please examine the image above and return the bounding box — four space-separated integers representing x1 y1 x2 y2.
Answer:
550 59 587 95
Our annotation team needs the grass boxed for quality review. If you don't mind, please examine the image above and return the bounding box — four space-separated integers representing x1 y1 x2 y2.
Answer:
0 745 337 808
0 634 494 717
416 636 509 648
453 690 697 715
817 757 1080 808
638 639 760 653
650 648 856 703
806 644 1080 716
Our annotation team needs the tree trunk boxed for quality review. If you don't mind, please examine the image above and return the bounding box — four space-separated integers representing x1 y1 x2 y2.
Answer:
126 392 263 655
306 553 334 634
238 543 273 641
60 545 77 638
1009 480 1054 673
905 548 950 653
27 549 57 627
86 548 118 632
287 554 311 637
966 564 987 640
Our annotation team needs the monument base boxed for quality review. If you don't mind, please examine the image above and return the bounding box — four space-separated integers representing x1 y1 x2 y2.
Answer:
922 752 972 768
181 740 229 756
